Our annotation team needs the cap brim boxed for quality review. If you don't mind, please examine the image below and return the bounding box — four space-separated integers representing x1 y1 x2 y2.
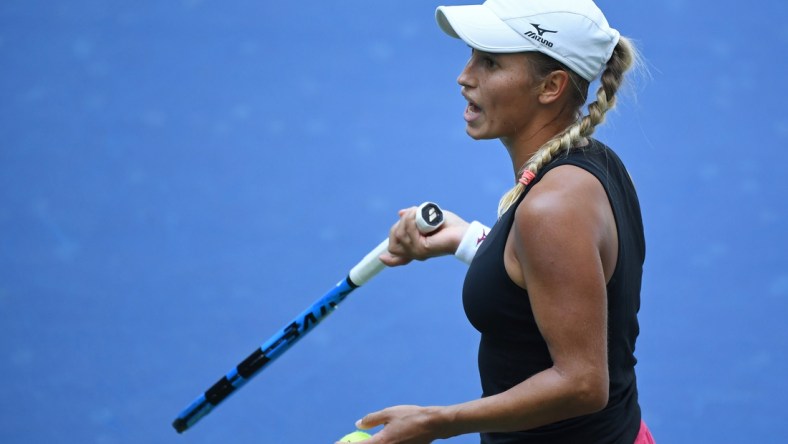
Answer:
435 5 536 53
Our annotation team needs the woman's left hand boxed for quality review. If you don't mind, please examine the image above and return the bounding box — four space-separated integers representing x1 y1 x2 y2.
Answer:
336 405 445 444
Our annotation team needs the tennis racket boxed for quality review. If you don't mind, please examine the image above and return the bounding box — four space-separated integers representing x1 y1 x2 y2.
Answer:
172 202 444 433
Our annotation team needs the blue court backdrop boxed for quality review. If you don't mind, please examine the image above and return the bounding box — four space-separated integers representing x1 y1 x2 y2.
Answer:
1 0 786 442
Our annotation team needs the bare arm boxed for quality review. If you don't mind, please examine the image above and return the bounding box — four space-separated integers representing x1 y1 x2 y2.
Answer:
352 166 617 443
438 165 615 435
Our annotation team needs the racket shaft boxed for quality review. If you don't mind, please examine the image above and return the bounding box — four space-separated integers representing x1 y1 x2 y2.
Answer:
173 276 357 432
173 202 443 433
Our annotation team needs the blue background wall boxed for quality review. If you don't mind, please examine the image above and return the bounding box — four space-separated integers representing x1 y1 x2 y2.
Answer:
1 0 786 442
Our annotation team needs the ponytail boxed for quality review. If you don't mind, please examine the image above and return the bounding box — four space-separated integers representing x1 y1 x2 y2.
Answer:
497 37 639 217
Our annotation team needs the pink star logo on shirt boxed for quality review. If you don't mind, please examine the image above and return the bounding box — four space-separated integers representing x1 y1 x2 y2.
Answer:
476 230 487 247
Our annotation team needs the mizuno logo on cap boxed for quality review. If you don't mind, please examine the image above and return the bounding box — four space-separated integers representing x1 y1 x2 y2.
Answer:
524 23 557 47
530 24 557 36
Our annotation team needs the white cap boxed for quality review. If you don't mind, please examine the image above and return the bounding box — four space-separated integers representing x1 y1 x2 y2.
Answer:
435 0 620 81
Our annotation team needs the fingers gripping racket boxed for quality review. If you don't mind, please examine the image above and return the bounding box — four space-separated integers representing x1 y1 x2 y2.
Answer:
172 202 444 433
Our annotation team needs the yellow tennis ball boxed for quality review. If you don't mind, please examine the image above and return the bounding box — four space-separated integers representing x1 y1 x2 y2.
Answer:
338 430 371 442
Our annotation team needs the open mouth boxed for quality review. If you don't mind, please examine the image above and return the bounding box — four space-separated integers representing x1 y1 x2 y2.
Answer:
464 99 482 122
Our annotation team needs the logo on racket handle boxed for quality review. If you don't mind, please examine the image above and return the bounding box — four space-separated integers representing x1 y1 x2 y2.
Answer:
415 202 444 234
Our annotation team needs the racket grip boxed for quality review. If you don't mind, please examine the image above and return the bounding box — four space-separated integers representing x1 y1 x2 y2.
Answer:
415 202 444 234
348 238 389 286
348 202 444 286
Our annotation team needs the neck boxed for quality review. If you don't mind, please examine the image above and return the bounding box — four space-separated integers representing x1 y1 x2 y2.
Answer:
500 112 576 180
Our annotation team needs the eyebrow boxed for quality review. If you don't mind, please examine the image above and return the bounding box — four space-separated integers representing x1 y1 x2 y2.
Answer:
469 46 496 57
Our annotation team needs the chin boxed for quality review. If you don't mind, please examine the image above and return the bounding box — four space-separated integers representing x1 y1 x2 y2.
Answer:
465 126 495 141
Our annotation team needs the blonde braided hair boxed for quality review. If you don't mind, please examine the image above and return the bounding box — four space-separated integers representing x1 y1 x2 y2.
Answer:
497 37 638 217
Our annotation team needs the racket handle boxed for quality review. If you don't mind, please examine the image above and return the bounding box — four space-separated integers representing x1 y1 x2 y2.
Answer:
415 202 444 234
348 202 443 286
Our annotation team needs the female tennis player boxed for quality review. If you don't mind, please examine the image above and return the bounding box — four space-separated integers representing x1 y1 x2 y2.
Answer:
342 1 655 443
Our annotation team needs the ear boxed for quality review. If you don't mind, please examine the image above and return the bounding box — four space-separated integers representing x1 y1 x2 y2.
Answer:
538 70 570 105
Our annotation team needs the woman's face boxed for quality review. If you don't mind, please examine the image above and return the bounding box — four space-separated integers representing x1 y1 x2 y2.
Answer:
457 50 539 142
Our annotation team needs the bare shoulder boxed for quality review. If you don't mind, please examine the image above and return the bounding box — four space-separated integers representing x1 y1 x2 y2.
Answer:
509 163 617 286
515 164 609 233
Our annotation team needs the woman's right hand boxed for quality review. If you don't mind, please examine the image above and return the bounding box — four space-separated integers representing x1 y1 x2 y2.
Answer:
380 206 469 267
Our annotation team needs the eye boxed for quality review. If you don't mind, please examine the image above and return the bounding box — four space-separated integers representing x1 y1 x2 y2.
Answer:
468 49 498 70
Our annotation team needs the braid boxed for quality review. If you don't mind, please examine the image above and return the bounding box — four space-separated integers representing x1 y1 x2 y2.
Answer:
497 37 637 217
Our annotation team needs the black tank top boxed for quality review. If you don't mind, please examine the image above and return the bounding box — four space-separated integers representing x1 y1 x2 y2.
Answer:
463 139 645 443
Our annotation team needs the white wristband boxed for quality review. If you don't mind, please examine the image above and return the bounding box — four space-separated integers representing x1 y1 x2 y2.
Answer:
454 221 490 265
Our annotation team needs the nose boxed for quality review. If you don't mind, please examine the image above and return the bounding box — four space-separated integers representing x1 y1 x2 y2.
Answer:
457 58 475 89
